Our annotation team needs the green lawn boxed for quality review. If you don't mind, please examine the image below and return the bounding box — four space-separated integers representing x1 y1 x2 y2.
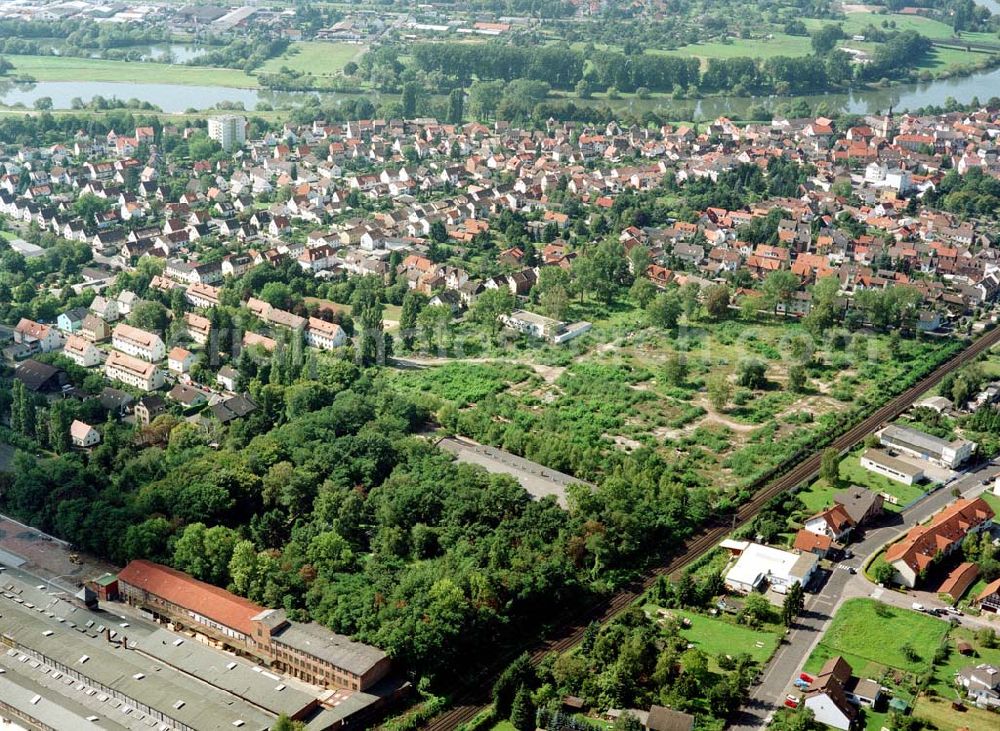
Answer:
803 12 964 41
803 599 948 677
490 722 516 731
258 41 363 76
644 605 781 665
798 451 927 515
980 490 1000 516
8 55 259 87
657 33 814 64
0 229 16 241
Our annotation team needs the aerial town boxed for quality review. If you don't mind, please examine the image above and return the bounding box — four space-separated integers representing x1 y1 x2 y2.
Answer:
1 2 1000 731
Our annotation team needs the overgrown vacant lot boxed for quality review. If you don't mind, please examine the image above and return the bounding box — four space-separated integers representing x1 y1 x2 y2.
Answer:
803 599 948 677
8 55 259 87
258 41 362 76
389 309 959 497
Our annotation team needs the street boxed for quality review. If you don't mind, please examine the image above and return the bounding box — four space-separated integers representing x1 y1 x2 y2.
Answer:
728 460 999 730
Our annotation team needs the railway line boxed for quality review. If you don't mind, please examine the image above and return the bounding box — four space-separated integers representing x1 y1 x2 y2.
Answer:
420 326 1000 731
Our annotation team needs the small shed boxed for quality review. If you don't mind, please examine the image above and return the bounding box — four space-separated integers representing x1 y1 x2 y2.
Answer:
957 640 974 656
562 696 586 713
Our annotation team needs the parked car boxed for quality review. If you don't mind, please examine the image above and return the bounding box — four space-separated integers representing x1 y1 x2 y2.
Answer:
784 694 800 709
794 678 810 689
912 602 925 612
943 606 964 616
799 673 813 683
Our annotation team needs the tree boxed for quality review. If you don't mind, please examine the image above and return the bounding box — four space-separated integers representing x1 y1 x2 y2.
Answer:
739 592 773 628
770 706 822 731
472 287 514 336
647 290 683 330
399 291 426 350
737 359 767 389
493 654 533 719
811 24 844 55
447 88 464 123
509 685 535 731
788 364 807 393
629 277 657 309
819 447 840 484
271 715 305 731
707 374 732 412
129 300 169 333
782 582 804 627
351 278 386 366
663 353 688 387
871 558 896 586
72 193 110 222
762 270 800 315
33 96 53 111
704 284 731 320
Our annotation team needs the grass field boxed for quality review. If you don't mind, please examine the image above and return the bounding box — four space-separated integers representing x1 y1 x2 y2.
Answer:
803 599 948 678
8 55 259 87
798 451 927 514
658 34 814 64
258 41 363 76
645 605 781 665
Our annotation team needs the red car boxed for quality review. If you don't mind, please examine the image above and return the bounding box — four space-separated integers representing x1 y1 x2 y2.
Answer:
784 694 800 709
799 673 813 683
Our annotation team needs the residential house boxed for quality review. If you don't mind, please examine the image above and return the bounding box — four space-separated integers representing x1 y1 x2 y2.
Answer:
305 318 346 351
89 295 120 322
956 663 1000 708
70 420 101 448
112 323 166 362
134 395 167 426
63 335 102 368
14 318 62 353
885 497 994 587
803 504 855 543
975 577 1000 614
57 307 89 333
81 314 111 343
105 350 164 392
184 312 212 345
644 705 694 731
168 347 195 375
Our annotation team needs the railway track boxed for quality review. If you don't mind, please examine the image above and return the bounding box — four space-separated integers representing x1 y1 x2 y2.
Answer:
421 326 1000 731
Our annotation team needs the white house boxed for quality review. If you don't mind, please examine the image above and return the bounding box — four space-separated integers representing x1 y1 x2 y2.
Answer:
89 295 120 322
63 335 102 368
70 420 101 448
305 317 347 350
168 347 195 375
13 318 63 353
105 350 164 392
112 323 166 362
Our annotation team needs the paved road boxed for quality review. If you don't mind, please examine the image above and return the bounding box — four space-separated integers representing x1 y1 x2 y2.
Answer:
729 461 999 730
436 435 590 508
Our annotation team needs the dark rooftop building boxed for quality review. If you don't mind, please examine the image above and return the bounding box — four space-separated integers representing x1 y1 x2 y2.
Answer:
210 393 257 423
13 359 68 392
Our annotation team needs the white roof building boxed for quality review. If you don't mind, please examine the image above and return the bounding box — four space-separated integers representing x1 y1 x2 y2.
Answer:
724 543 817 594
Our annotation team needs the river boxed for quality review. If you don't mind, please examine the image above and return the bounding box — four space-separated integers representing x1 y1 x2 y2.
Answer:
0 51 999 116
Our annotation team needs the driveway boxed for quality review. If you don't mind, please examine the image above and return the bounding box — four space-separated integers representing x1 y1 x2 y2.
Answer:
729 459 999 729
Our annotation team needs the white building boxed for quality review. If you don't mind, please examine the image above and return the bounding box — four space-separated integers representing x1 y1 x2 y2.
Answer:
13 318 63 353
112 324 166 362
878 424 975 469
305 318 347 351
63 335 102 368
864 162 913 194
207 115 247 151
723 543 818 595
500 309 592 344
70 420 101 448
105 350 164 392
168 347 195 375
859 448 924 486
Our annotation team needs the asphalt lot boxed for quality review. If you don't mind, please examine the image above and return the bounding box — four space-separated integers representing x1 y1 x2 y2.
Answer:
729 459 1000 730
436 435 590 508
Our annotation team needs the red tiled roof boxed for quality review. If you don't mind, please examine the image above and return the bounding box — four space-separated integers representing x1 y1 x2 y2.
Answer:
886 498 994 575
117 560 265 636
794 530 832 554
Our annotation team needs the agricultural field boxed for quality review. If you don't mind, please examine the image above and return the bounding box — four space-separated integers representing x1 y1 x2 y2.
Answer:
7 55 258 87
803 599 949 678
257 41 363 76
